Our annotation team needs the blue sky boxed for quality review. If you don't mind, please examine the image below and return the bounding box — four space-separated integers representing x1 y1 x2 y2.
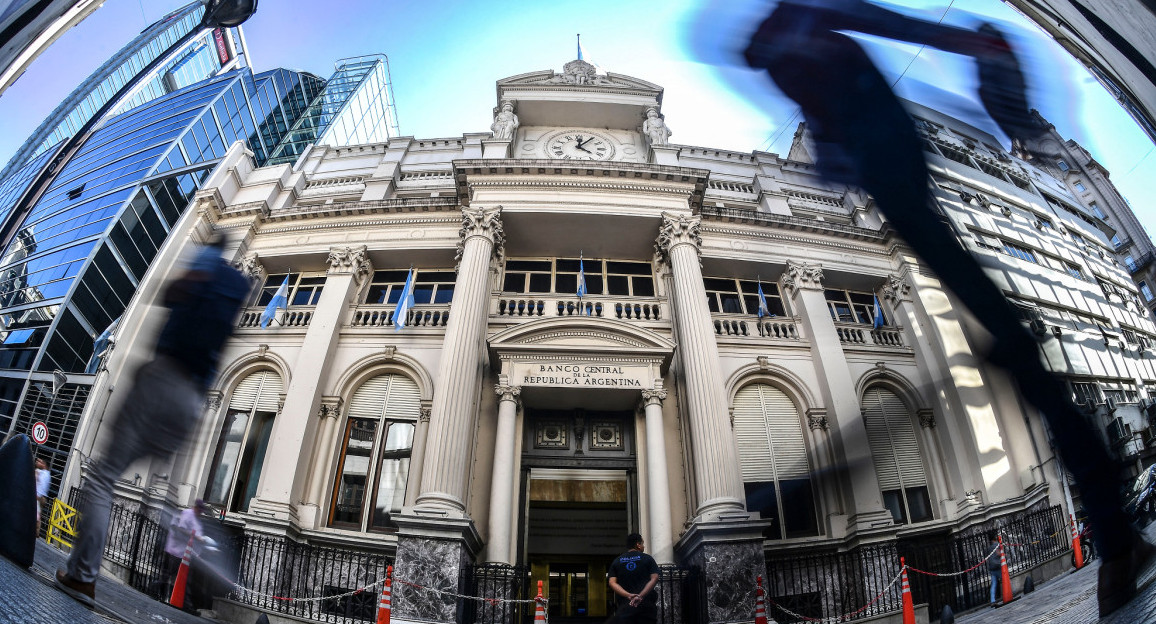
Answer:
0 0 1152 239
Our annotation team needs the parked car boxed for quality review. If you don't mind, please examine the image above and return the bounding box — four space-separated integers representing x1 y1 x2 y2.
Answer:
1123 465 1156 525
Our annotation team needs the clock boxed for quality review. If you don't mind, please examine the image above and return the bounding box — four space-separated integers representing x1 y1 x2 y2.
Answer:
544 131 615 161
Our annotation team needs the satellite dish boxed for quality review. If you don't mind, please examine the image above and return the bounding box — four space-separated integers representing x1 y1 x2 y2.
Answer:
201 0 259 28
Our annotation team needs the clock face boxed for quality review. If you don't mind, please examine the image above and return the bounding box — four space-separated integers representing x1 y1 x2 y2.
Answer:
545 131 614 161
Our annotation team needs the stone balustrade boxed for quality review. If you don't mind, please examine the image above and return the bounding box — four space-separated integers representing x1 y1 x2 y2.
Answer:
350 304 450 328
237 306 314 329
712 315 801 341
833 321 906 348
492 296 663 322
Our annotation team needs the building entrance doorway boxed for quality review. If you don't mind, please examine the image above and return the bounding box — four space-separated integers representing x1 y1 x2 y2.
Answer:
524 469 631 622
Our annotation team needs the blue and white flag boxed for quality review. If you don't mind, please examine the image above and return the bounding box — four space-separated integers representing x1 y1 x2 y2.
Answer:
394 268 416 331
577 256 591 316
260 276 289 329
873 295 885 329
756 282 771 319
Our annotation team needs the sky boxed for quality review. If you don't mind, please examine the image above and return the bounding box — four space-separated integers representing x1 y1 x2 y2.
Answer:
0 0 1153 241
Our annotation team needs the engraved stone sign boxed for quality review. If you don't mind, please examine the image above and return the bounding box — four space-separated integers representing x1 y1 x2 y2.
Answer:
512 362 650 389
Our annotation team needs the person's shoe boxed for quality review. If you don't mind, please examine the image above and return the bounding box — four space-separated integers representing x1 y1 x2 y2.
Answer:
54 569 95 607
1097 538 1156 617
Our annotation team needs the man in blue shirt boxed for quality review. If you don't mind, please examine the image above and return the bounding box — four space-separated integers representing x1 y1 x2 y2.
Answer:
608 533 660 623
55 235 250 607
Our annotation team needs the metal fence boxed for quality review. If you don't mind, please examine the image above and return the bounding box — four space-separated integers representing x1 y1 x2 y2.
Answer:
765 504 1069 623
656 564 704 624
232 532 392 623
67 487 170 600
458 563 530 624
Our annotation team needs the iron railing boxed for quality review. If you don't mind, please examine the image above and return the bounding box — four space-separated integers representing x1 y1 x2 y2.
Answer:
458 563 530 624
67 487 170 600
656 564 704 624
765 504 1068 623
232 532 392 623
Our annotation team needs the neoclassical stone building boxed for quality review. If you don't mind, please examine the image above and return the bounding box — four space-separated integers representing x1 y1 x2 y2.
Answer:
66 59 1156 623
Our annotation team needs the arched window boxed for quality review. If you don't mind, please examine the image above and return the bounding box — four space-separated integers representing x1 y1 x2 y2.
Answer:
205 370 280 512
330 373 419 531
733 383 819 539
861 386 932 524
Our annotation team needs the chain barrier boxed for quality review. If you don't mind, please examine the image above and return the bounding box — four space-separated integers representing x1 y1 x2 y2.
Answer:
1002 527 1064 547
767 565 905 624
905 543 1000 578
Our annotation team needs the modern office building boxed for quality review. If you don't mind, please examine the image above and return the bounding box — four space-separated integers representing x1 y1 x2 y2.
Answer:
0 49 399 502
77 58 1156 623
0 0 103 97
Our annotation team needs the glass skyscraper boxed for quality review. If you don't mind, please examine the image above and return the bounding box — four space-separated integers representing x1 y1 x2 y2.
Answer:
0 20 399 495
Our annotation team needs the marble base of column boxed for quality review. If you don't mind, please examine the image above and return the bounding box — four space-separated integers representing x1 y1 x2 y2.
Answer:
675 517 772 624
392 513 483 624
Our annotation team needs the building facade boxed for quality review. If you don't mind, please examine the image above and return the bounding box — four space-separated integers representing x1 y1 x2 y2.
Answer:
73 59 1156 623
0 50 399 501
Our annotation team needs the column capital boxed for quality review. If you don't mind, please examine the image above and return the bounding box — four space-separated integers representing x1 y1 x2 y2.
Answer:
234 252 264 281
494 384 521 404
204 390 223 413
419 405 432 423
781 260 824 296
318 396 344 420
918 408 936 429
641 388 668 407
326 245 373 284
806 408 829 431
457 206 505 263
882 273 912 306
654 212 702 262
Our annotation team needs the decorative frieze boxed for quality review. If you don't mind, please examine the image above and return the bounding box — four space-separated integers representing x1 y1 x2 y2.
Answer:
654 213 702 263
456 206 505 263
326 245 372 284
781 260 824 296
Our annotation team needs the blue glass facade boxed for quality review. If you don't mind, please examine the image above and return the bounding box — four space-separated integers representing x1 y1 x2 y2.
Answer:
266 56 400 165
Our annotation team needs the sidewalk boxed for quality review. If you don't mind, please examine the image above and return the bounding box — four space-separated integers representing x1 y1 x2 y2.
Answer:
0 539 216 624
955 519 1156 624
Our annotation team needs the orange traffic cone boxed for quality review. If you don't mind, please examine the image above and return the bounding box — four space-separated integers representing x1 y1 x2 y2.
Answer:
900 557 915 624
169 530 196 609
755 575 769 624
534 580 546 624
999 536 1014 604
1070 515 1085 569
376 565 392 624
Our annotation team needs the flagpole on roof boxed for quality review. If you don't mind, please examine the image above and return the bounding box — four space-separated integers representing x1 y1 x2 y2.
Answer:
577 34 582 60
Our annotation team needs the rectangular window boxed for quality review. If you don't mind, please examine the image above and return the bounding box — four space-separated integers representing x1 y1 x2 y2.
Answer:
1065 263 1085 280
364 269 455 304
1090 202 1106 219
1126 256 1138 272
1056 159 1069 171
501 258 653 297
824 289 881 325
1002 241 1038 264
1141 281 1154 301
1072 382 1100 406
1074 181 1087 192
258 273 324 306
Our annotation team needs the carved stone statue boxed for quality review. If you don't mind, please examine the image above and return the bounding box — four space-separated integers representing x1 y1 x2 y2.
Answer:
491 101 519 140
642 107 672 146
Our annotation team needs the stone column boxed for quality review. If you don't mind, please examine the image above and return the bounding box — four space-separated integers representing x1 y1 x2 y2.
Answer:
641 389 674 564
300 397 343 528
249 246 371 525
804 407 849 538
414 205 504 513
781 261 891 530
393 208 500 624
404 405 432 507
486 385 520 563
655 213 746 520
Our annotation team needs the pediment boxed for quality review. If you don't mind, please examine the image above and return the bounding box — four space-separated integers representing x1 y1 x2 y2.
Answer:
489 317 675 361
497 63 663 95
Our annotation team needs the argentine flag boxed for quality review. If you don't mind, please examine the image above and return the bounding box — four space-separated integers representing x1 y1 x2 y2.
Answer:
873 295 885 329
394 268 416 331
577 257 590 315
756 282 771 319
260 276 289 329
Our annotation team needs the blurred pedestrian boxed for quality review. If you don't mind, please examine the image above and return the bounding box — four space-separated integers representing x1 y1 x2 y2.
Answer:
986 532 1002 607
34 458 49 537
164 499 206 608
742 0 1154 616
54 235 250 607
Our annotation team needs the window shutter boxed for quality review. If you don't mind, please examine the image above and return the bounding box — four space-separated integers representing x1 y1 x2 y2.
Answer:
733 384 808 482
349 374 420 420
862 387 926 490
229 371 281 412
733 386 774 481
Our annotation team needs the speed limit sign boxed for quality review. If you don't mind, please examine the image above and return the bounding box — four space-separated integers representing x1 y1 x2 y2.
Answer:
31 421 48 445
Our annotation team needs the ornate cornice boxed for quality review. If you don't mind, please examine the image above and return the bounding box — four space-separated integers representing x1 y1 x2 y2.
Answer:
456 206 505 263
655 212 702 262
494 384 521 404
641 388 668 407
326 245 372 283
882 273 912 305
806 408 829 431
318 397 344 420
781 260 824 296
